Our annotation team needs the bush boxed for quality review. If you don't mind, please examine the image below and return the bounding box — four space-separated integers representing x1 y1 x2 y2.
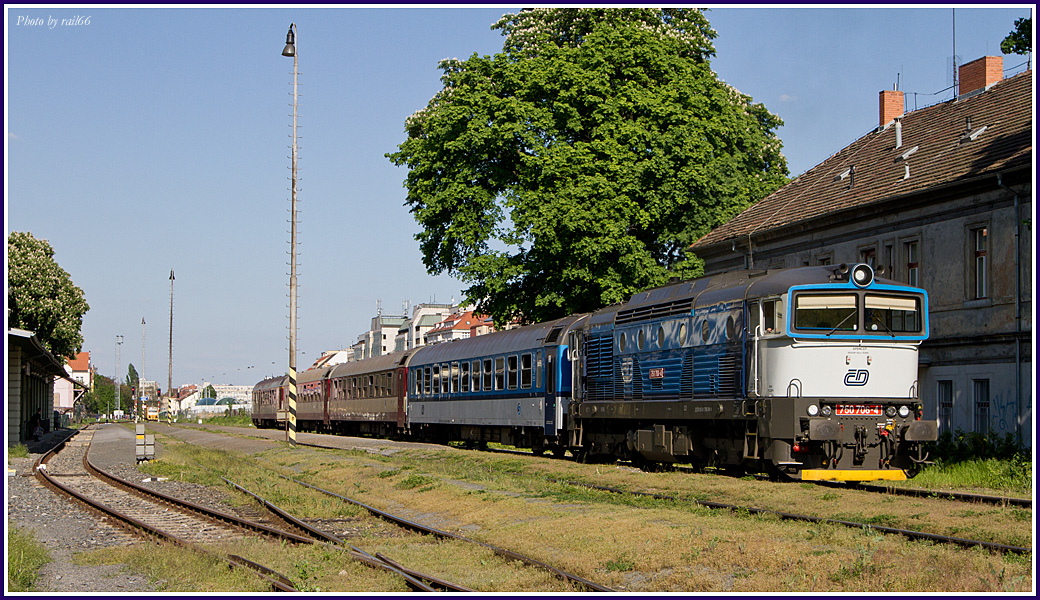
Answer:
927 429 1025 463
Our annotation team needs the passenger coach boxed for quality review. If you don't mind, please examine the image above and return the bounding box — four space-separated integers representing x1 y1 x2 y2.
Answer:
407 315 587 455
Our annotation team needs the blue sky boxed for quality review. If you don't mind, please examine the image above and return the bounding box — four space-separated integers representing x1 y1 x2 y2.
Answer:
5 5 1033 388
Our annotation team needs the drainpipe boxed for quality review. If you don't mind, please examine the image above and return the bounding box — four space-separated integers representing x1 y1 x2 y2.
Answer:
997 173 1022 448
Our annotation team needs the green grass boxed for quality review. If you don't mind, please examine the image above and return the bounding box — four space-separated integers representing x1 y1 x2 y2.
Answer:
8 444 30 459
7 524 50 591
913 457 1032 496
194 414 255 427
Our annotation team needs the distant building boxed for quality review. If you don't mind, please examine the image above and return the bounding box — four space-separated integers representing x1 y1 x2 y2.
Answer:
690 57 1032 446
394 303 457 351
425 310 485 345
201 383 253 405
52 351 91 423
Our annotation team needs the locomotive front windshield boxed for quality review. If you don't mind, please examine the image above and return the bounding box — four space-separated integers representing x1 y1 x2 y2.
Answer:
865 294 922 334
793 294 858 331
792 291 924 337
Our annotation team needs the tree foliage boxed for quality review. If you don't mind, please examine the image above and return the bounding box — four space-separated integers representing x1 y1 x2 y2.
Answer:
388 8 788 325
1000 17 1032 56
7 231 90 358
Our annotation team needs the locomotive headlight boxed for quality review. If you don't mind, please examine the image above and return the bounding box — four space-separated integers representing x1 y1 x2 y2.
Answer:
851 264 874 288
886 406 897 418
898 405 911 418
821 405 833 417
807 404 819 417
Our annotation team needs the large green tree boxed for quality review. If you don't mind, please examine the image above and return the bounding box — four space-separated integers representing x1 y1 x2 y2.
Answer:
1001 17 1032 56
7 231 90 358
388 8 788 325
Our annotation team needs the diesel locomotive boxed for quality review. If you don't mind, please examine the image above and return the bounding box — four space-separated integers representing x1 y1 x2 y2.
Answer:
254 264 937 481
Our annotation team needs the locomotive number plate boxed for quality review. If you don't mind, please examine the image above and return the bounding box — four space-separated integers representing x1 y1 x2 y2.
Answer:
648 368 665 379
835 404 883 416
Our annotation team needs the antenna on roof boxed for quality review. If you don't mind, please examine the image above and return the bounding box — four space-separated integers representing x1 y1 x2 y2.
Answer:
951 8 958 95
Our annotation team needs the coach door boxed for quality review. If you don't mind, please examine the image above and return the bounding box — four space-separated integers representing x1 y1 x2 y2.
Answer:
323 377 331 426
396 365 408 429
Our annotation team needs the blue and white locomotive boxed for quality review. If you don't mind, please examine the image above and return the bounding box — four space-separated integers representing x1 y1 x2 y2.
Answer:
253 263 937 481
571 263 935 481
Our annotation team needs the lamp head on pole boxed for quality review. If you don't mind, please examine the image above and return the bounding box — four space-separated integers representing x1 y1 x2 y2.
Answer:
282 24 296 57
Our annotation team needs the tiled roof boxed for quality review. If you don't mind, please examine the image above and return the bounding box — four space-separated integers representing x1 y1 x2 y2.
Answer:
67 351 90 372
692 70 1032 250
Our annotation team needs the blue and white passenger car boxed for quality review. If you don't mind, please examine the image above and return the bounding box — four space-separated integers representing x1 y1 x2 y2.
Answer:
407 315 587 454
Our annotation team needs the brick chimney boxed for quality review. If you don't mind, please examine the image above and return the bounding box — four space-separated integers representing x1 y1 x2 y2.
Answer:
959 56 1003 95
879 89 904 128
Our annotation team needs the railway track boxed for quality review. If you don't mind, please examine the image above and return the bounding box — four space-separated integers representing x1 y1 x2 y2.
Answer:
161 424 1033 560
547 477 1032 555
283 467 615 592
33 427 304 591
221 476 474 592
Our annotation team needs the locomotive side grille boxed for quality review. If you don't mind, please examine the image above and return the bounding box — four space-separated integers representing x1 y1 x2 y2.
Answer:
616 299 694 325
584 334 614 402
718 350 741 396
632 356 643 400
691 345 743 398
680 352 694 398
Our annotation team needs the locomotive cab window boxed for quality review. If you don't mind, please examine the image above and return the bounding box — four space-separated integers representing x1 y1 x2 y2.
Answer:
794 294 858 332
865 294 922 334
761 299 783 335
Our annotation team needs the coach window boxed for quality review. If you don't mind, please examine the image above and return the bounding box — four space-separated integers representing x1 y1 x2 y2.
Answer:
471 360 481 392
451 362 460 394
423 367 432 396
520 353 532 388
483 359 493 391
495 357 506 390
441 364 450 394
430 366 439 394
387 372 394 396
507 355 518 389
460 362 470 393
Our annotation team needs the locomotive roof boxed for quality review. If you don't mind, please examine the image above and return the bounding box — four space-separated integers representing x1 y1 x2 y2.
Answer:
410 314 586 364
604 265 890 324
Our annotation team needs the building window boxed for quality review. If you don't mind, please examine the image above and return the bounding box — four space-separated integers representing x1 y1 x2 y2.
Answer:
937 380 953 432
972 227 988 299
904 241 919 287
859 247 877 269
972 379 990 434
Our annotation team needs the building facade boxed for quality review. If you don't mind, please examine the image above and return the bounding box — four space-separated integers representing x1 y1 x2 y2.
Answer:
691 57 1033 446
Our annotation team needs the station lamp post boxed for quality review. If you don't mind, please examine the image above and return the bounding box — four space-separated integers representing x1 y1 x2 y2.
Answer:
282 23 299 447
